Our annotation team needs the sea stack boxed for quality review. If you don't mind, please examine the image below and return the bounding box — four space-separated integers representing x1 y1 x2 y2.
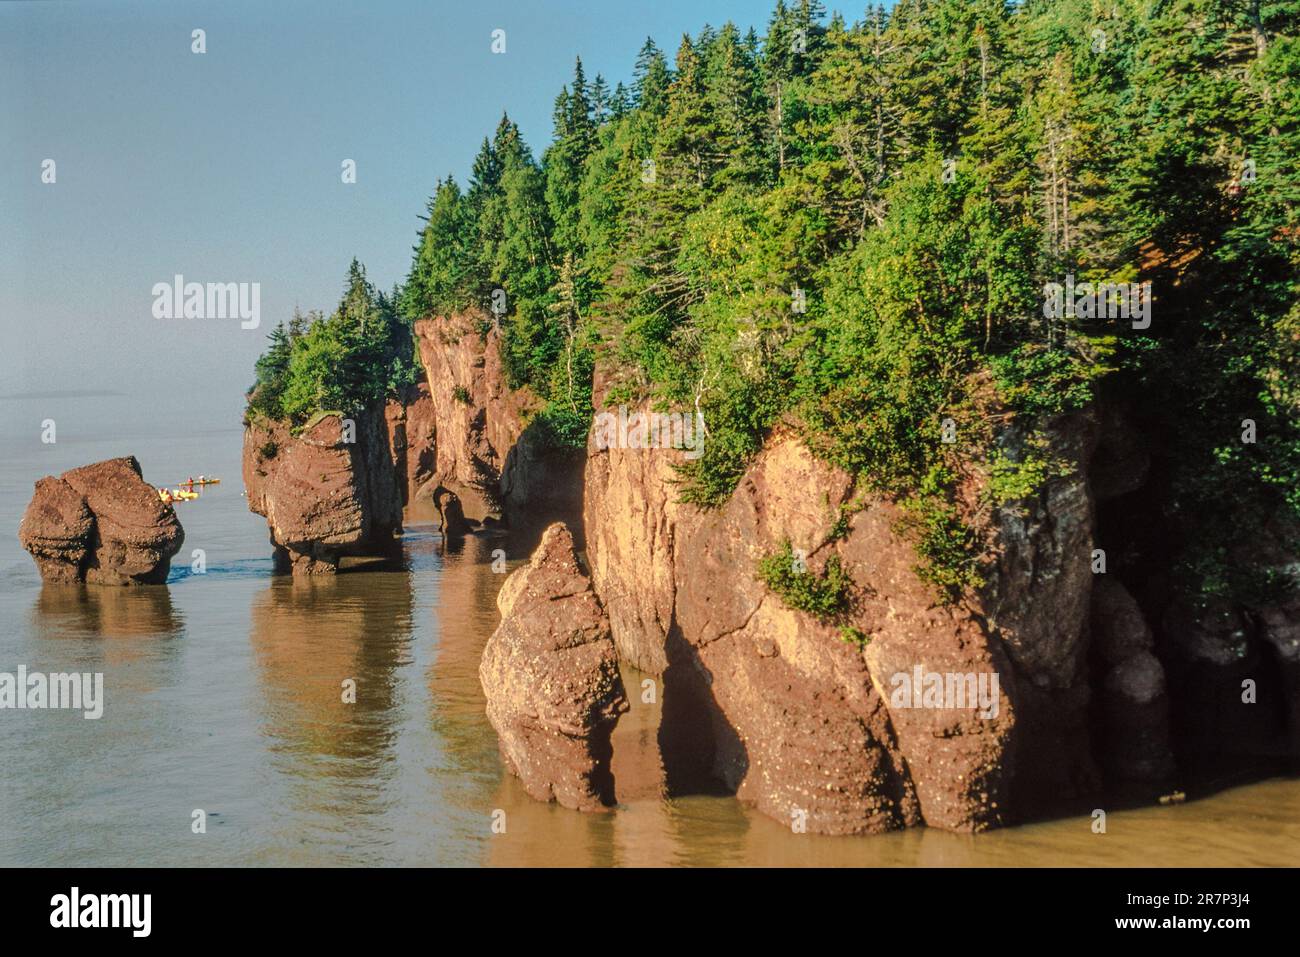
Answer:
479 522 627 811
19 456 184 585
242 405 402 574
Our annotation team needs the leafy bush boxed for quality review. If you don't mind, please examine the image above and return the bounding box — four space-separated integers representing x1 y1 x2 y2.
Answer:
838 625 870 649
756 541 850 621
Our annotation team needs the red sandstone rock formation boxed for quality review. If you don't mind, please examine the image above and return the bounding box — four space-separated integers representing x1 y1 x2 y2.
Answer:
583 396 1093 834
479 522 627 810
19 456 184 585
242 405 401 574
383 381 438 504
432 487 472 538
416 311 1300 830
413 311 584 538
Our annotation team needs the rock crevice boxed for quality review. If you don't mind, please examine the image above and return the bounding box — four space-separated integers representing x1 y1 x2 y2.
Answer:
413 312 585 542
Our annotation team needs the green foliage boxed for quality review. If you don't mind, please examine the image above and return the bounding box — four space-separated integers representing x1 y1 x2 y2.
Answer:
401 178 472 320
838 624 870 649
251 0 1299 610
984 443 1062 506
248 260 417 425
828 502 856 542
533 401 593 449
757 541 850 620
988 343 1102 417
246 319 294 420
896 486 984 596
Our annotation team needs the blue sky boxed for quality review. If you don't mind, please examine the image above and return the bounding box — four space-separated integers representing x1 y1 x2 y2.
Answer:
1 0 856 419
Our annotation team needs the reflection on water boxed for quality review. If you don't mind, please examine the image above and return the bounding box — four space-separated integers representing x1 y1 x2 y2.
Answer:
3 502 1299 866
33 582 184 641
250 573 412 764
423 533 515 841
248 571 413 847
22 583 185 711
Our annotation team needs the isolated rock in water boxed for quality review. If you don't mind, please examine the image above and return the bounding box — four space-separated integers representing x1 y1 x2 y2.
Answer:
433 487 471 538
19 456 184 585
242 405 401 574
19 477 94 582
479 522 628 811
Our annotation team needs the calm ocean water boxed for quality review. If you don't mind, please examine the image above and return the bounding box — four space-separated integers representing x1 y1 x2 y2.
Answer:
1 393 1296 866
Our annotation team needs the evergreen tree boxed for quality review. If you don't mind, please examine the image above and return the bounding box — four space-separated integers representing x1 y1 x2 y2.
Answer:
247 0 1300 603
545 59 598 260
248 321 293 420
610 81 632 118
591 73 611 124
403 176 472 320
762 0 828 170
632 37 672 114
703 22 769 188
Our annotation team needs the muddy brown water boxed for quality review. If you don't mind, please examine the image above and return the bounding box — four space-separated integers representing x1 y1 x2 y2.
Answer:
0 397 1296 866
